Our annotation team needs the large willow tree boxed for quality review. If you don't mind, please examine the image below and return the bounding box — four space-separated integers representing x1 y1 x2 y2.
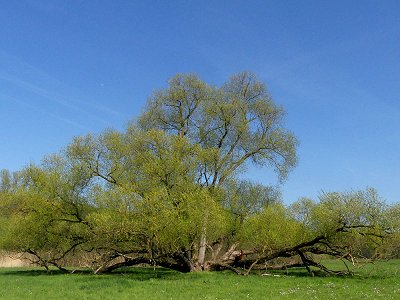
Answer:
138 72 297 269
1 72 396 274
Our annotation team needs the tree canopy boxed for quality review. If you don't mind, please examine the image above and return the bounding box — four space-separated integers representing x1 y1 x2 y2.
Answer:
0 72 398 275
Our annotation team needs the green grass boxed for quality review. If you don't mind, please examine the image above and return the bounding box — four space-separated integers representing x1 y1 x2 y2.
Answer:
1 260 400 299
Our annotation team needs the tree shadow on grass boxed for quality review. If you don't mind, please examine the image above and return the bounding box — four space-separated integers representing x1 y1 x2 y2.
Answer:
0 268 68 276
2 266 363 281
0 266 182 281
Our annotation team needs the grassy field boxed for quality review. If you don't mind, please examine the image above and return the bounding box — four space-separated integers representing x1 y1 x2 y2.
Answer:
1 260 399 299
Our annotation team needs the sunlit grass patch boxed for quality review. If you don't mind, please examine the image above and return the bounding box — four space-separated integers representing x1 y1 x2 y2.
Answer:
1 260 400 299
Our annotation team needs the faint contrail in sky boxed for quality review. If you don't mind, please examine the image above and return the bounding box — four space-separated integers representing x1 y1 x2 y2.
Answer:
1 95 89 131
0 50 126 127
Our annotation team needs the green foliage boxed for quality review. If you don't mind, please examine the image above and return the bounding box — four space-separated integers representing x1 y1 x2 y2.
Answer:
239 203 307 251
311 188 386 232
1 72 398 274
139 72 298 186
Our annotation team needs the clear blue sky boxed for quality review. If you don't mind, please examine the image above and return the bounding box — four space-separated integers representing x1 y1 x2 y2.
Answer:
1 0 399 203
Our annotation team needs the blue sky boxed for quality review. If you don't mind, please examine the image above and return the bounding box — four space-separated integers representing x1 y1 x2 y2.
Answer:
1 0 399 203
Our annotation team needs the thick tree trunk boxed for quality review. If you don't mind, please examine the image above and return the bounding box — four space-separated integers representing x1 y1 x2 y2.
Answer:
197 210 209 269
197 232 207 269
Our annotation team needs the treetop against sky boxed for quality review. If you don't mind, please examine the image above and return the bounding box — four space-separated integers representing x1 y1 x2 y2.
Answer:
0 0 399 203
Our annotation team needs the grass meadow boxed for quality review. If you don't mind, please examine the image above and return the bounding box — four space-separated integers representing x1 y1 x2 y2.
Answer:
0 260 399 299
